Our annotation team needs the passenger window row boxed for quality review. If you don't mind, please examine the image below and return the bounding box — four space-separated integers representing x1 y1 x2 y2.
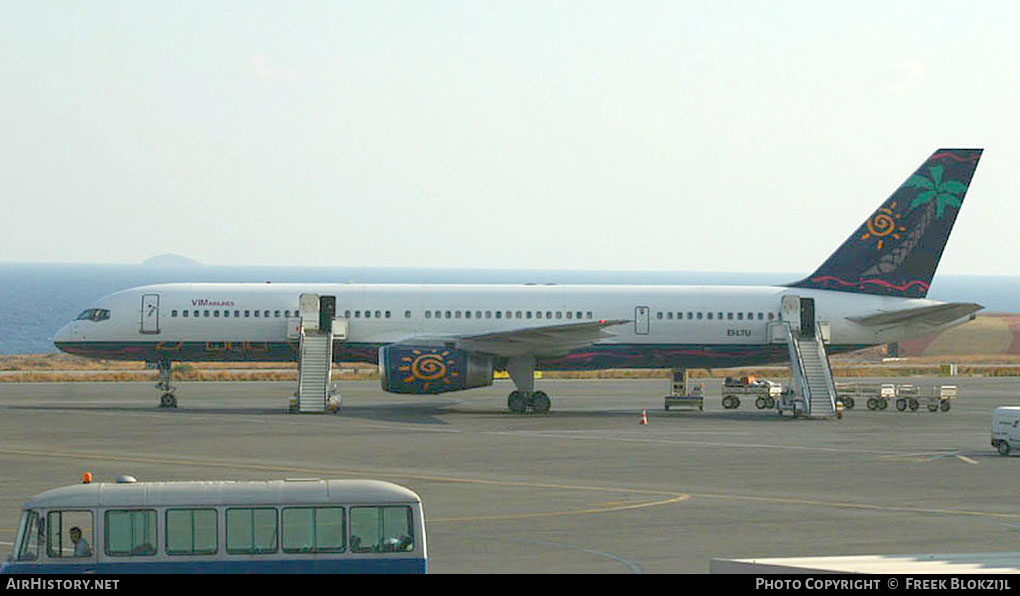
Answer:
168 307 775 324
342 310 393 319
90 505 414 557
423 310 593 321
655 311 777 321
170 309 298 319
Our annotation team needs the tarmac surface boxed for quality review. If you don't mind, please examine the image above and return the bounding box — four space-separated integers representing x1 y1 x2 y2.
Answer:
2 376 1020 573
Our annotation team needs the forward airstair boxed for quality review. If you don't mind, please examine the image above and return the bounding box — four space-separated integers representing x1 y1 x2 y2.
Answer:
294 293 345 414
297 327 332 413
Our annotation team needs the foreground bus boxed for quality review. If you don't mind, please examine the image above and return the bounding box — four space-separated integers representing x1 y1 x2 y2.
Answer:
1 478 426 574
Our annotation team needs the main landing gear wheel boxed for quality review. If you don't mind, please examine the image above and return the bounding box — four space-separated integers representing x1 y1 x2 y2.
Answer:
505 356 553 415
532 391 551 414
507 391 552 415
508 391 528 414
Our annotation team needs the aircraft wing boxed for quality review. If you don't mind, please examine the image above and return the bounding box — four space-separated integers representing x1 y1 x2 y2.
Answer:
394 319 630 358
847 302 983 327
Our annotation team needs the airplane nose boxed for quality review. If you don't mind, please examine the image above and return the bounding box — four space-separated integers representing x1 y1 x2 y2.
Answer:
53 322 75 347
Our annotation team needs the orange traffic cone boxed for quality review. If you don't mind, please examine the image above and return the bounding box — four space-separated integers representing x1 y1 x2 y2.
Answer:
639 409 648 425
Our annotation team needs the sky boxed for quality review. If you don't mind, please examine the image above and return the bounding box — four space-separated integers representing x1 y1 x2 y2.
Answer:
1 1 1017 275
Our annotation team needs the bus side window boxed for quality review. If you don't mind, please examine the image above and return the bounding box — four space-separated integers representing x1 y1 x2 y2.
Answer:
226 508 278 554
282 507 345 554
166 509 218 556
105 510 157 557
349 506 414 553
47 510 93 558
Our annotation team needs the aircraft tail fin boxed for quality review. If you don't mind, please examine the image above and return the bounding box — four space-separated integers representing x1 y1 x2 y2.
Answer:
787 149 982 298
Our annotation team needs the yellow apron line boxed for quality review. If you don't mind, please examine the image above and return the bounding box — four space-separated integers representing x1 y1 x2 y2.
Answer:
0 447 683 499
431 495 691 523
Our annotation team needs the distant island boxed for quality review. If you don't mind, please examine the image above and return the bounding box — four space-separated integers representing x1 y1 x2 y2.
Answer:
141 254 202 268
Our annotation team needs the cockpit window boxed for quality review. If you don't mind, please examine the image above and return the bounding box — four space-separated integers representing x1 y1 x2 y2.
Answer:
76 309 110 322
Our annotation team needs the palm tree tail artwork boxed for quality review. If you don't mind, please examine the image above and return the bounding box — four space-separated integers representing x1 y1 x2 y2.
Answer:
787 148 983 298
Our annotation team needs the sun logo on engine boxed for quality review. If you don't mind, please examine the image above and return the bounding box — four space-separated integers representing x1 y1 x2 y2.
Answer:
398 349 459 392
860 200 906 251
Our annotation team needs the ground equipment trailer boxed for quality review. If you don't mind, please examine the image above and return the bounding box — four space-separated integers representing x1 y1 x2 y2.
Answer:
721 376 783 410
834 382 890 410
892 384 955 412
837 382 954 412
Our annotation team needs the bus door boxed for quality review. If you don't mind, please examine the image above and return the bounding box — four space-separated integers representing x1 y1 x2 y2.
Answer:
635 306 650 335
141 294 160 334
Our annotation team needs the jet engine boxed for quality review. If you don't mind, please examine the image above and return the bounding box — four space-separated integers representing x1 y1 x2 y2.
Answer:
379 345 494 394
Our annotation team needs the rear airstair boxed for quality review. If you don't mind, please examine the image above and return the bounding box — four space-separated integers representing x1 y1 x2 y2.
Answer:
772 295 839 419
785 327 838 419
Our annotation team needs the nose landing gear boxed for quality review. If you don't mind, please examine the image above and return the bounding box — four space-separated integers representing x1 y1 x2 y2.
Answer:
155 359 178 408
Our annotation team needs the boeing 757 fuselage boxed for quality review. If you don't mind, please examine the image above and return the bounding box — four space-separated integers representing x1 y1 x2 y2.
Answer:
54 149 985 413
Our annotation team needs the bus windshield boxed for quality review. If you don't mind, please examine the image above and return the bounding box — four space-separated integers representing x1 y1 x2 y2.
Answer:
14 510 41 561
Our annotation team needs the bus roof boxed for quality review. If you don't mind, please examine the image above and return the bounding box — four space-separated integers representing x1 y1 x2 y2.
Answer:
23 479 421 509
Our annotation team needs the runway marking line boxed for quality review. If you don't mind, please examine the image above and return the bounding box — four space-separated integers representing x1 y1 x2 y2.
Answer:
880 451 981 465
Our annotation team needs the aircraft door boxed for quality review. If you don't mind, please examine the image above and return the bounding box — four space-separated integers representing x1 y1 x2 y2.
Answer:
319 295 336 332
800 298 816 338
635 306 650 335
141 294 160 334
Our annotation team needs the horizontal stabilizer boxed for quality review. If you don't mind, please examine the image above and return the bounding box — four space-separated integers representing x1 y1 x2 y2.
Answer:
847 302 983 327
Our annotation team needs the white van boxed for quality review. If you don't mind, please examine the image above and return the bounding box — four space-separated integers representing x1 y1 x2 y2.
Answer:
991 407 1020 455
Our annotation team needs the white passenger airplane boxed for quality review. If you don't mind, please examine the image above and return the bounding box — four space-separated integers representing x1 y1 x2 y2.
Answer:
55 149 984 413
